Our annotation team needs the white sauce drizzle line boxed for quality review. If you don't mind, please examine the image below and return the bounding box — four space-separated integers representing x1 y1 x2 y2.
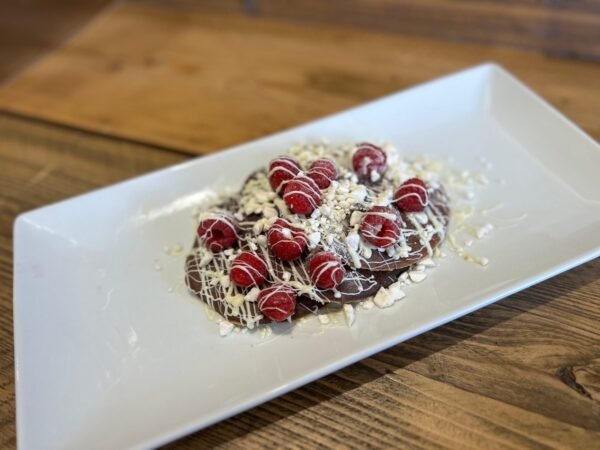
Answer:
392 182 429 207
268 157 300 193
308 164 336 181
311 259 344 287
231 253 268 287
197 210 239 251
359 210 401 247
257 285 293 317
268 222 308 254
282 174 321 208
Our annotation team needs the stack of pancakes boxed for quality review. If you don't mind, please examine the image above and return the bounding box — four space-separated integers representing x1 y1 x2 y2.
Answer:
185 169 450 328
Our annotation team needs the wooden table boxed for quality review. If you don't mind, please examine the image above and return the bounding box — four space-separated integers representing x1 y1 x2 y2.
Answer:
1 2 599 448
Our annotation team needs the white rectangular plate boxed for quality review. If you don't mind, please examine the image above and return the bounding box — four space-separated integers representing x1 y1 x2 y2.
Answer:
14 64 600 450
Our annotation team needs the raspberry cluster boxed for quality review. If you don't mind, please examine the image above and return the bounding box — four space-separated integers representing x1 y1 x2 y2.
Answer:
195 143 431 323
268 156 340 216
351 143 429 247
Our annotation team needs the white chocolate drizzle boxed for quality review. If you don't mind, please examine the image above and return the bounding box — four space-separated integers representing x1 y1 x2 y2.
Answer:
184 142 491 334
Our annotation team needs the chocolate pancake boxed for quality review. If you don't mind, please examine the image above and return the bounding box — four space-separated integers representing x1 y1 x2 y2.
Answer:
185 238 405 326
185 149 451 328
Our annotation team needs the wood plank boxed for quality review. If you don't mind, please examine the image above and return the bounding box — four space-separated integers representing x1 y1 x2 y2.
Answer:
0 2 599 156
142 0 600 59
1 114 599 448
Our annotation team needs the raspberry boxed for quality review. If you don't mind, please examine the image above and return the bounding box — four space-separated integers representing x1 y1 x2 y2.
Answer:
307 158 338 189
268 156 301 194
308 251 345 289
267 219 308 261
352 143 387 181
283 173 322 215
393 178 429 212
197 211 238 252
359 206 402 248
229 251 268 287
257 284 297 321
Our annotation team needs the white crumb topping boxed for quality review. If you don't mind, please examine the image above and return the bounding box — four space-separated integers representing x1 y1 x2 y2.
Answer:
343 304 356 326
219 320 235 337
408 271 427 283
373 282 406 308
259 325 272 338
474 223 494 239
244 287 260 302
188 140 497 336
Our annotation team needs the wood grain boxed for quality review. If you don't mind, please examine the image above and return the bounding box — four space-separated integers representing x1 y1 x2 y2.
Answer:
0 113 599 449
164 0 600 60
0 2 599 156
1 2 599 448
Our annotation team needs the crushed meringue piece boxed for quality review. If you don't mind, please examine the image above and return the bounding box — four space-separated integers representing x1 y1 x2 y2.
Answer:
308 232 321 248
474 223 494 239
409 271 427 283
244 287 260 302
343 304 356 326
373 283 406 308
225 293 244 307
219 320 235 337
259 325 272 338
